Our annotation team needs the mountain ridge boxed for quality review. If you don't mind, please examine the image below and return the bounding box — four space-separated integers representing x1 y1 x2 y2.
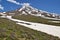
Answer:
1 3 60 19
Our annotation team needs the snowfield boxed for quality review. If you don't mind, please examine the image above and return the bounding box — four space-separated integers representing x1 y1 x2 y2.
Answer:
17 23 60 38
4 16 60 38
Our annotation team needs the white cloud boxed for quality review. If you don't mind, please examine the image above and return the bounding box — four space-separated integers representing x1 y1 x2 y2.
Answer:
20 3 30 6
7 0 30 6
0 5 4 10
7 0 20 5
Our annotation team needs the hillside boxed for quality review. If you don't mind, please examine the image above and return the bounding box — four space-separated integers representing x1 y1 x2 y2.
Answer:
0 18 60 40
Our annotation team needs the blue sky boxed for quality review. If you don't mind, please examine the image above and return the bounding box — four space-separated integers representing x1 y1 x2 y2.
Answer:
0 0 60 14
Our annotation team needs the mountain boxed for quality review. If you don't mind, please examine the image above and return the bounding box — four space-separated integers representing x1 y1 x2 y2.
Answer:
2 3 60 19
18 4 60 19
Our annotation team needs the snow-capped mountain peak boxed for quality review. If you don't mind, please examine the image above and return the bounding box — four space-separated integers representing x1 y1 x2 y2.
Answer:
19 3 38 12
18 3 52 15
18 3 60 18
